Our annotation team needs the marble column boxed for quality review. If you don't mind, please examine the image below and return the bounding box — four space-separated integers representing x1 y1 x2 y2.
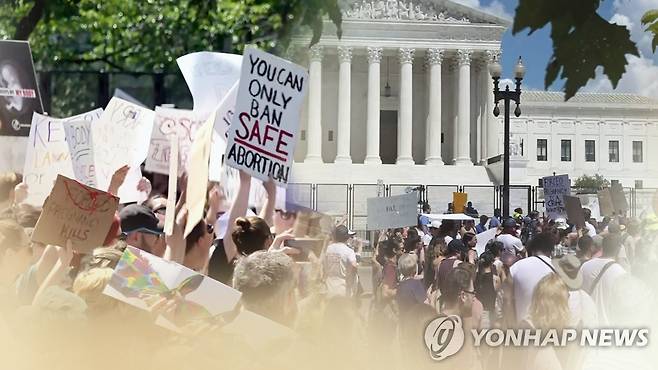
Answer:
397 47 415 165
425 48 444 165
305 45 324 163
365 47 383 164
454 49 473 166
335 46 353 164
486 50 501 159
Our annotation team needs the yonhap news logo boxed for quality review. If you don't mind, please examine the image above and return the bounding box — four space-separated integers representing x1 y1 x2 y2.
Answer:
424 315 650 361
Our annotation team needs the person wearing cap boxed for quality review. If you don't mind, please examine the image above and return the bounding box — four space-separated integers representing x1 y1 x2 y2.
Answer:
553 255 599 329
496 218 525 257
603 222 631 271
119 204 166 258
475 215 489 234
322 225 358 297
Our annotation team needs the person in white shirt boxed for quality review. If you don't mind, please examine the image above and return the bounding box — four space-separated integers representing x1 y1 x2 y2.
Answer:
510 231 555 323
580 234 627 325
322 225 358 297
497 218 525 257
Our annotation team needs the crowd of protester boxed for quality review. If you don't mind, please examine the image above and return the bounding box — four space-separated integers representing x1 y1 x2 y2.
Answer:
0 170 656 370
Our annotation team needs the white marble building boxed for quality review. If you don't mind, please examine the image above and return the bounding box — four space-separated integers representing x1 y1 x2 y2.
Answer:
289 0 658 190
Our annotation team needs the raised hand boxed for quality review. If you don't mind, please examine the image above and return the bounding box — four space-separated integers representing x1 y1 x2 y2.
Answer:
108 165 130 195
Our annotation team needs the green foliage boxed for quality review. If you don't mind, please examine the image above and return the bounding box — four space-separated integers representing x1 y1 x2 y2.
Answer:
0 0 342 72
573 174 610 193
642 9 658 52
513 0 640 100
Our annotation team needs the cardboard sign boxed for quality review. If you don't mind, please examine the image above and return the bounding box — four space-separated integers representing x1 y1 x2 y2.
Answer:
453 192 467 213
0 40 44 136
184 113 215 237
610 183 629 214
164 136 178 236
366 192 418 230
563 195 585 229
208 82 238 182
103 246 242 332
23 110 100 206
62 108 104 188
92 97 155 203
32 175 119 253
543 174 570 220
224 47 309 187
145 107 205 175
597 189 614 217
177 52 242 117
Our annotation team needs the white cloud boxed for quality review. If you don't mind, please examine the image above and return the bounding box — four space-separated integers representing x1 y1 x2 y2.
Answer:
451 0 513 20
583 0 658 96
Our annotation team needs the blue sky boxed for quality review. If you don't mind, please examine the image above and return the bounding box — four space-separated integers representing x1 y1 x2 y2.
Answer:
466 0 658 96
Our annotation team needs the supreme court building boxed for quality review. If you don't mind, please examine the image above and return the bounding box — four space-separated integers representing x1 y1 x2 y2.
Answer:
288 0 658 192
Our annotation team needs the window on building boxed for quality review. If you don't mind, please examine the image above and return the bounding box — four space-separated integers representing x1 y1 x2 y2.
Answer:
609 141 619 162
585 140 596 162
633 141 643 163
561 140 571 162
537 139 547 161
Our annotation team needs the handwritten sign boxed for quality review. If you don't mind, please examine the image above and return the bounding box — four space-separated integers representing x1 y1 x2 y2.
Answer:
92 97 155 203
366 192 418 230
62 108 104 188
145 107 205 175
177 52 242 117
543 174 570 220
453 192 467 213
23 110 100 206
32 175 119 253
209 82 239 182
224 47 308 187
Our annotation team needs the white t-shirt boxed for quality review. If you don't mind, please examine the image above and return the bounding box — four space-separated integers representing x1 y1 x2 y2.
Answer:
568 289 598 328
323 242 357 297
580 257 627 325
510 255 554 323
497 233 524 254
444 235 454 245
572 222 597 236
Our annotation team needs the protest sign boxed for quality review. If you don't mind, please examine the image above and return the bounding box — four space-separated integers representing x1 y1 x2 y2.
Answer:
475 228 497 256
31 175 119 253
184 113 215 237
597 189 614 217
224 47 308 187
164 136 178 236
103 246 242 332
113 88 146 108
610 183 629 214
23 110 101 206
542 174 570 220
145 107 205 175
209 82 239 182
0 40 43 137
92 97 155 203
453 192 467 213
62 108 104 188
177 52 242 117
564 195 585 228
366 192 418 230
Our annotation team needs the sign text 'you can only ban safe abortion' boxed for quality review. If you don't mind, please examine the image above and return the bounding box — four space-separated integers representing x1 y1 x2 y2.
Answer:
224 47 308 187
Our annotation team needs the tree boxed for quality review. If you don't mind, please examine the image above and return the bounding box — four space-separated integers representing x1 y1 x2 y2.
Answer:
573 174 610 194
1 0 342 72
514 0 658 100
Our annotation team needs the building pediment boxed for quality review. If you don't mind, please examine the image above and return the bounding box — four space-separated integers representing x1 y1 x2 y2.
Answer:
341 0 512 26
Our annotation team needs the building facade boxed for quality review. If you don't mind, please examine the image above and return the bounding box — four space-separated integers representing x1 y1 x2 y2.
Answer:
288 0 658 191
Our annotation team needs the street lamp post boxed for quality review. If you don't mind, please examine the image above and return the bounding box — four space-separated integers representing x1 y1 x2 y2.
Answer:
490 56 525 219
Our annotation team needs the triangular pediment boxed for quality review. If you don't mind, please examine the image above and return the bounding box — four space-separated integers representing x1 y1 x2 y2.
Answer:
341 0 512 26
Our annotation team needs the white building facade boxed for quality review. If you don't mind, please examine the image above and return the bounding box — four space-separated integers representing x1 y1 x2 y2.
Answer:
288 0 658 191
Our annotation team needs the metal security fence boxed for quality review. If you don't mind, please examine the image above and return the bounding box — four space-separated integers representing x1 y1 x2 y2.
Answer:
289 182 653 231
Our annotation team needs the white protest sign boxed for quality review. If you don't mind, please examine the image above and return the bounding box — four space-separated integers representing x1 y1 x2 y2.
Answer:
62 108 104 188
177 52 242 117
92 97 155 203
209 82 239 182
475 228 497 257
145 107 205 175
543 174 570 220
224 47 308 187
23 110 100 206
366 192 418 230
